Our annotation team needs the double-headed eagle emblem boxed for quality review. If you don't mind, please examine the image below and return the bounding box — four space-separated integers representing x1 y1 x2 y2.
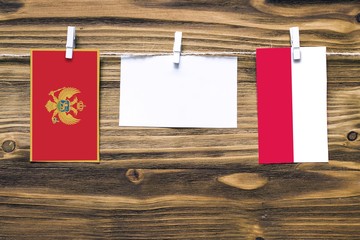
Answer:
45 87 85 125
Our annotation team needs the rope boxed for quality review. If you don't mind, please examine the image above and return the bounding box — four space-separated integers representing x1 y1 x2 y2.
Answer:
0 51 359 58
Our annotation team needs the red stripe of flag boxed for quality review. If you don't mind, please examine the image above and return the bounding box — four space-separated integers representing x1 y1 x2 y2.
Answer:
256 48 294 164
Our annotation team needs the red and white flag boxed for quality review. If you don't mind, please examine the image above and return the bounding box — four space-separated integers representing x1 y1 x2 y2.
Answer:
31 50 99 162
256 47 328 164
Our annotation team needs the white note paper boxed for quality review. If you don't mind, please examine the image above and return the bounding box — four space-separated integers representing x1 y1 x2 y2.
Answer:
119 56 237 128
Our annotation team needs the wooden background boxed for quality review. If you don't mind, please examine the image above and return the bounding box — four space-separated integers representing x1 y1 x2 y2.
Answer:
1 0 360 239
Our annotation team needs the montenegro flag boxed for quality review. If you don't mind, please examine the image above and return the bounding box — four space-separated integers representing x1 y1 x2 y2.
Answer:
31 50 99 162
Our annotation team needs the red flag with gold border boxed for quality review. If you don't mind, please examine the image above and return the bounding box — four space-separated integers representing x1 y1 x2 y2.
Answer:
31 50 99 162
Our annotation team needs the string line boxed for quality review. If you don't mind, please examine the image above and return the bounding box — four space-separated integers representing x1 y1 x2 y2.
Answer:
0 51 359 58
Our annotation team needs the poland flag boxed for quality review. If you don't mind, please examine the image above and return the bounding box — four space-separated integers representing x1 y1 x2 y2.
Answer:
256 47 329 164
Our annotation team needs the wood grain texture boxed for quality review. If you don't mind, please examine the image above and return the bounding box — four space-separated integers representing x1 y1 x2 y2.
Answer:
0 0 359 239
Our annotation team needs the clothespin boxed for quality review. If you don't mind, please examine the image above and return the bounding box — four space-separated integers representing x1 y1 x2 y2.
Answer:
290 27 301 60
66 26 76 59
173 31 182 64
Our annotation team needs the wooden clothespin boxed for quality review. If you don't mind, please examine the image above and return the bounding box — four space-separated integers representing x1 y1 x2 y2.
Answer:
173 31 182 64
66 26 76 59
290 27 301 61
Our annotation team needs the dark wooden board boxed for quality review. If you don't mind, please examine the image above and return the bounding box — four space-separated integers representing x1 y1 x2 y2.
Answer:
0 0 359 239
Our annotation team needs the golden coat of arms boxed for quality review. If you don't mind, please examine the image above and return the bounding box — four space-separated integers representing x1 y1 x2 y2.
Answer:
45 87 85 125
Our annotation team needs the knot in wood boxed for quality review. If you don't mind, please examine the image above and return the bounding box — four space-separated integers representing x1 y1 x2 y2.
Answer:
347 131 358 141
255 237 265 240
356 13 360 23
125 169 144 184
2 140 16 153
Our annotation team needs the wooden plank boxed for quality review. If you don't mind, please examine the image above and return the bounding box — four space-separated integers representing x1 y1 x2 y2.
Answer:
0 167 360 239
0 56 359 166
0 0 359 239
0 1 358 54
